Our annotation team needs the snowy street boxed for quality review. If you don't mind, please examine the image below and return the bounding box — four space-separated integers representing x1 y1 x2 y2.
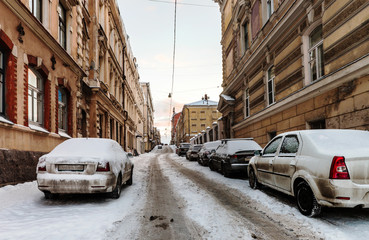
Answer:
2 146 369 240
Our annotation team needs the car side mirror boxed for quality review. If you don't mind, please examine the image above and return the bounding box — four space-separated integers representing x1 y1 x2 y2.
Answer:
211 149 216 153
254 150 262 156
127 153 133 158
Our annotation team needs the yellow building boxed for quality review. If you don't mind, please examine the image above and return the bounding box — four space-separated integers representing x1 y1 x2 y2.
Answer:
215 0 369 147
176 98 222 144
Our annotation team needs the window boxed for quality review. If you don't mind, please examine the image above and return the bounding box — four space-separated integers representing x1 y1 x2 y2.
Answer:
241 22 249 53
58 87 68 131
267 0 274 19
58 3 67 49
0 50 4 115
267 66 275 105
268 131 277 141
263 137 282 155
28 68 44 125
29 0 42 22
308 119 326 129
280 135 299 154
244 88 250 118
309 25 324 81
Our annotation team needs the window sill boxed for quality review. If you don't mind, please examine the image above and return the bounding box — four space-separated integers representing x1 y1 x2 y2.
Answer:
0 116 14 125
59 130 71 139
29 124 49 134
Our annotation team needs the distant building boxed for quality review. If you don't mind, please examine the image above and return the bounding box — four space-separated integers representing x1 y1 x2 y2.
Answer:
176 97 222 144
214 0 369 146
170 110 181 145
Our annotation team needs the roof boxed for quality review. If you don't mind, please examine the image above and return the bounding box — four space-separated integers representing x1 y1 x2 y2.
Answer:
185 99 218 106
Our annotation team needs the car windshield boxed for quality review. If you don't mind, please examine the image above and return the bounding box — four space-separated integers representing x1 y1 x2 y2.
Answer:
181 144 191 147
194 145 202 150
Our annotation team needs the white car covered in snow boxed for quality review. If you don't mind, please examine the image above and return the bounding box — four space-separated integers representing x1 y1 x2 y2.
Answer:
249 130 369 217
36 138 133 199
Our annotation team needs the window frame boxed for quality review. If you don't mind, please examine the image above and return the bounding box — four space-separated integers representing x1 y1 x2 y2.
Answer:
28 67 44 126
58 87 68 131
244 88 250 118
267 66 275 106
29 0 42 22
267 0 274 19
58 2 67 49
308 26 324 82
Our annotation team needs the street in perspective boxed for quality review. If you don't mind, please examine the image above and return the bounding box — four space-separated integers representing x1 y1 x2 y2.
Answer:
1 0 369 240
2 146 369 240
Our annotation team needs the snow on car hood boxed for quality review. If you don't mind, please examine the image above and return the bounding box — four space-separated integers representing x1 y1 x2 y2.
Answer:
38 138 129 176
301 130 369 158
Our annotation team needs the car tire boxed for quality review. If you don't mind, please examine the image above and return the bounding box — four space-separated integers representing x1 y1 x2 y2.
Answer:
111 175 122 199
296 181 321 217
209 161 215 171
249 168 261 189
222 164 231 178
126 167 133 186
44 192 57 199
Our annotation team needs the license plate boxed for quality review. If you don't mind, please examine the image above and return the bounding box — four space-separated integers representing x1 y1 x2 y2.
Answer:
58 164 84 172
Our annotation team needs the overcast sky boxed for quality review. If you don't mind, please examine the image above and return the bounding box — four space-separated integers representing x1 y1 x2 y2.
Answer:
117 0 222 143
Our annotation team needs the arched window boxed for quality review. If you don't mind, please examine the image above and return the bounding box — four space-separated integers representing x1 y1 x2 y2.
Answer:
309 25 324 81
58 87 68 131
28 68 44 125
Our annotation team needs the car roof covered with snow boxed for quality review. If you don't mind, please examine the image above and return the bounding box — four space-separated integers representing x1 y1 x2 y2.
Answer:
217 139 262 154
278 130 369 158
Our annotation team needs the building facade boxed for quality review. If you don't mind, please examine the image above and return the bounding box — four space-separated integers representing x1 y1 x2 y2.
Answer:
215 0 369 147
140 82 154 152
175 98 222 144
0 0 155 185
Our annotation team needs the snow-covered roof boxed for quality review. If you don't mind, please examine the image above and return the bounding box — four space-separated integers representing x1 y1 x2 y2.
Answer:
185 99 218 106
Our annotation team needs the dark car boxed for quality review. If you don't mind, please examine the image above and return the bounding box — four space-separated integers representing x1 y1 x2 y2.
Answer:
178 143 191 156
198 140 222 166
186 144 203 161
209 138 262 177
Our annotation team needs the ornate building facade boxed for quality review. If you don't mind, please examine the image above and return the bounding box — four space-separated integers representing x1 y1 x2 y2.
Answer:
0 0 155 185
215 0 369 146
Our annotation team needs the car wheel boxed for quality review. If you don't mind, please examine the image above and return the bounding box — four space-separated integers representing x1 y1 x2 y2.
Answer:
126 167 133 186
249 168 261 189
222 164 231 178
209 161 215 171
111 175 122 199
296 181 321 217
44 192 57 199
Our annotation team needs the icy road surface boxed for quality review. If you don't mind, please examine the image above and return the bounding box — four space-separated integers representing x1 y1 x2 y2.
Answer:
1 146 369 239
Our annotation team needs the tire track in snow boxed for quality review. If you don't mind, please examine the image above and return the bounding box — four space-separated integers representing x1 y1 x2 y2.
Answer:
165 153 322 240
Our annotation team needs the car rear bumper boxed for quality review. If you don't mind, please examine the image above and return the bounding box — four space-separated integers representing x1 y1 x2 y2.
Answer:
229 163 248 172
316 179 369 208
37 173 116 194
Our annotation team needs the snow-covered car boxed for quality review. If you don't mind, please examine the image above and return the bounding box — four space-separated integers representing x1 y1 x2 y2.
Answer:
248 129 369 217
178 143 191 156
209 139 262 177
198 140 222 166
36 138 134 199
186 144 203 161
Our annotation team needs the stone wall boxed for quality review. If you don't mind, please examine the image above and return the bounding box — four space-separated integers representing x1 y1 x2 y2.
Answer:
0 149 45 186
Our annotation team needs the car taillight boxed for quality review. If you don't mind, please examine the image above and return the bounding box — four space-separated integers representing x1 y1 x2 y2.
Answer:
38 166 46 171
96 162 110 172
230 155 238 159
330 156 350 179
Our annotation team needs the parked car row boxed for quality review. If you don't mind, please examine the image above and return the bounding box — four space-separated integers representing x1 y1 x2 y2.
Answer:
177 129 369 218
